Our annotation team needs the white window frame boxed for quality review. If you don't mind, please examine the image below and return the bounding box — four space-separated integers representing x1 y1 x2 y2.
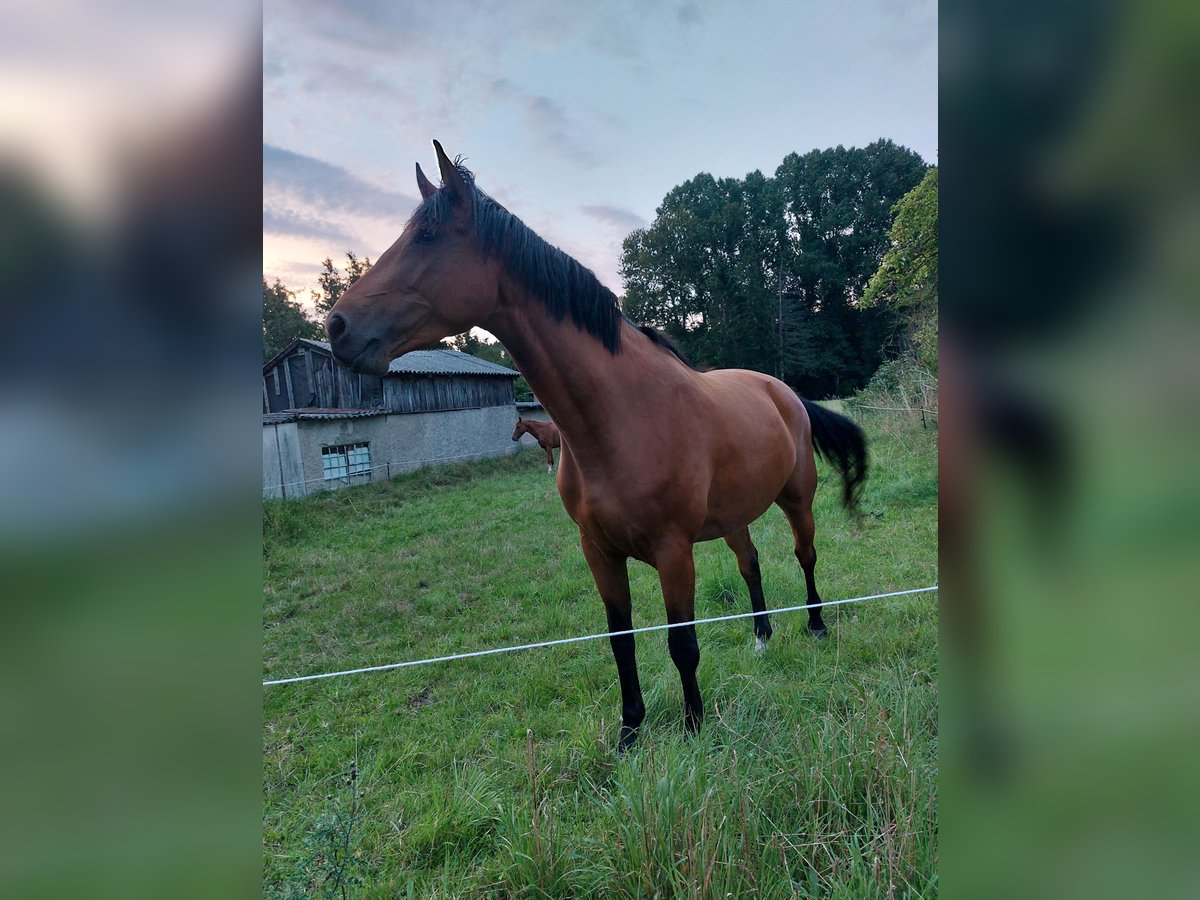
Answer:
322 442 371 483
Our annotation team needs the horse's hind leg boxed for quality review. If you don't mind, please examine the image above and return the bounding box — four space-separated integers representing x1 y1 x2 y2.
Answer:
545 445 555 474
776 483 828 638
724 527 772 653
654 540 703 735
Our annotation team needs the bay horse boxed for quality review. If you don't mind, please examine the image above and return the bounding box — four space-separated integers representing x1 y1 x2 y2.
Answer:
326 141 867 750
512 417 561 473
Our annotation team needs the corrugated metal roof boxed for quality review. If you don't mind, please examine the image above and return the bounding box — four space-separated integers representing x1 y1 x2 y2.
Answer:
387 348 518 377
298 407 388 420
263 408 388 425
276 339 518 378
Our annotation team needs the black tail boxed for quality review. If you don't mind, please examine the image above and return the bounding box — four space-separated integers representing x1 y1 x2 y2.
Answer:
800 398 868 513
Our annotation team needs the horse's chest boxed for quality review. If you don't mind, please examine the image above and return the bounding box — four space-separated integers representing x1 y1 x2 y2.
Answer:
558 468 689 560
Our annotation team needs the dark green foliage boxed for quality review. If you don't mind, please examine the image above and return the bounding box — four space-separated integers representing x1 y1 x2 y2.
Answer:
863 167 939 374
622 170 785 375
264 252 372 363
263 278 322 362
622 140 928 397
312 252 373 318
268 763 366 900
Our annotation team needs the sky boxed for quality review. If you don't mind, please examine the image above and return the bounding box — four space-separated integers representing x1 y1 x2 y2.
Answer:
264 0 937 314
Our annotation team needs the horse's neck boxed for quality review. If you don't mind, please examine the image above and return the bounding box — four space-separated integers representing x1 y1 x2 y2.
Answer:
484 286 658 456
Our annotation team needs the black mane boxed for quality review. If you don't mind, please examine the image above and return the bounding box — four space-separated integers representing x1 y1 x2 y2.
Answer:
412 161 680 363
636 324 693 368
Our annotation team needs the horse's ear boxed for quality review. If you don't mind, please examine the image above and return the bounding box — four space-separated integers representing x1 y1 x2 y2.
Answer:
433 139 470 210
415 162 437 200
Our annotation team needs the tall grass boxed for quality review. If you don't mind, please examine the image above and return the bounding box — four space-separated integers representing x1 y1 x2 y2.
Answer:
263 419 937 898
845 354 938 436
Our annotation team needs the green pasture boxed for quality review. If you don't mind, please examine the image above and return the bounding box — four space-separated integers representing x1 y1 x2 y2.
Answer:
263 412 938 898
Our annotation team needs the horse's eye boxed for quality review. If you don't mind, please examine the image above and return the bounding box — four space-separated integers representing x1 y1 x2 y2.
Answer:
413 228 437 245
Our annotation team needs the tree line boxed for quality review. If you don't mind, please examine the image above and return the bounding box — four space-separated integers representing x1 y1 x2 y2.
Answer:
264 140 934 401
621 139 929 398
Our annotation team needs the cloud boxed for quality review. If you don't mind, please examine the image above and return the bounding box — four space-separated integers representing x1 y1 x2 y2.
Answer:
586 14 645 62
525 96 603 166
580 204 647 231
873 0 937 58
274 261 326 276
295 58 420 107
677 2 703 26
489 80 603 167
262 144 418 221
263 206 359 244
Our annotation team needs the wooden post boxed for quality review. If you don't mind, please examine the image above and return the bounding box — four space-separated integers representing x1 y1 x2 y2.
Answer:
282 358 295 410
304 349 316 406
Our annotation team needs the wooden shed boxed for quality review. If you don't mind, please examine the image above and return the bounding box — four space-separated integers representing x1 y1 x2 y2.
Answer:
263 340 523 498
263 339 518 414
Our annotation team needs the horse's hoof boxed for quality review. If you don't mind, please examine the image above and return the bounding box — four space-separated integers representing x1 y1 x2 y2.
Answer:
754 635 769 655
617 725 639 754
806 626 828 639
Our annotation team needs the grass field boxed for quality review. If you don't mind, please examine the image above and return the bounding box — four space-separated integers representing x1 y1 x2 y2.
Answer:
263 413 938 898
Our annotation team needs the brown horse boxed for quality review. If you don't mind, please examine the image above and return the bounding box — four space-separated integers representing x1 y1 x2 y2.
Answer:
512 417 561 473
327 141 867 750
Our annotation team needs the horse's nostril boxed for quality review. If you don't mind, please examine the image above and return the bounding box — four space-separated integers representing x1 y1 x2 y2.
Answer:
327 312 347 341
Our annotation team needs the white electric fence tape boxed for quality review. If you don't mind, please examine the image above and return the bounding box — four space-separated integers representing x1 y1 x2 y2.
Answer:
263 585 938 687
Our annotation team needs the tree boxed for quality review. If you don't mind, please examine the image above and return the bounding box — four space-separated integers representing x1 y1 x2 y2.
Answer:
622 171 784 373
773 139 929 396
312 252 373 317
445 331 485 356
621 140 928 397
263 277 321 362
862 167 938 372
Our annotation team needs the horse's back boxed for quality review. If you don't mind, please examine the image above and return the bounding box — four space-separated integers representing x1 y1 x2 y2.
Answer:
696 368 810 443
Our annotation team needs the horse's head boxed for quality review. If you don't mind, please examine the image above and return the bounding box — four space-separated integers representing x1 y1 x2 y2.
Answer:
512 419 527 442
326 140 501 375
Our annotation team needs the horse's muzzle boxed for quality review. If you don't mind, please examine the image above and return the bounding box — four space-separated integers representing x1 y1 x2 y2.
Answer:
326 310 390 374
330 334 385 375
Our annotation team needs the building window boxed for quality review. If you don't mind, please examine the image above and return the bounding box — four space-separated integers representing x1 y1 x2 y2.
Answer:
322 442 371 482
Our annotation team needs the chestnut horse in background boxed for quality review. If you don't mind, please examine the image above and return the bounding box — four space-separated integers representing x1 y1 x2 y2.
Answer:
326 141 867 750
512 417 561 473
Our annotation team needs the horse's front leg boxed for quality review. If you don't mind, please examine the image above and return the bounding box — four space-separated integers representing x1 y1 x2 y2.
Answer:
580 532 644 751
655 541 703 734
